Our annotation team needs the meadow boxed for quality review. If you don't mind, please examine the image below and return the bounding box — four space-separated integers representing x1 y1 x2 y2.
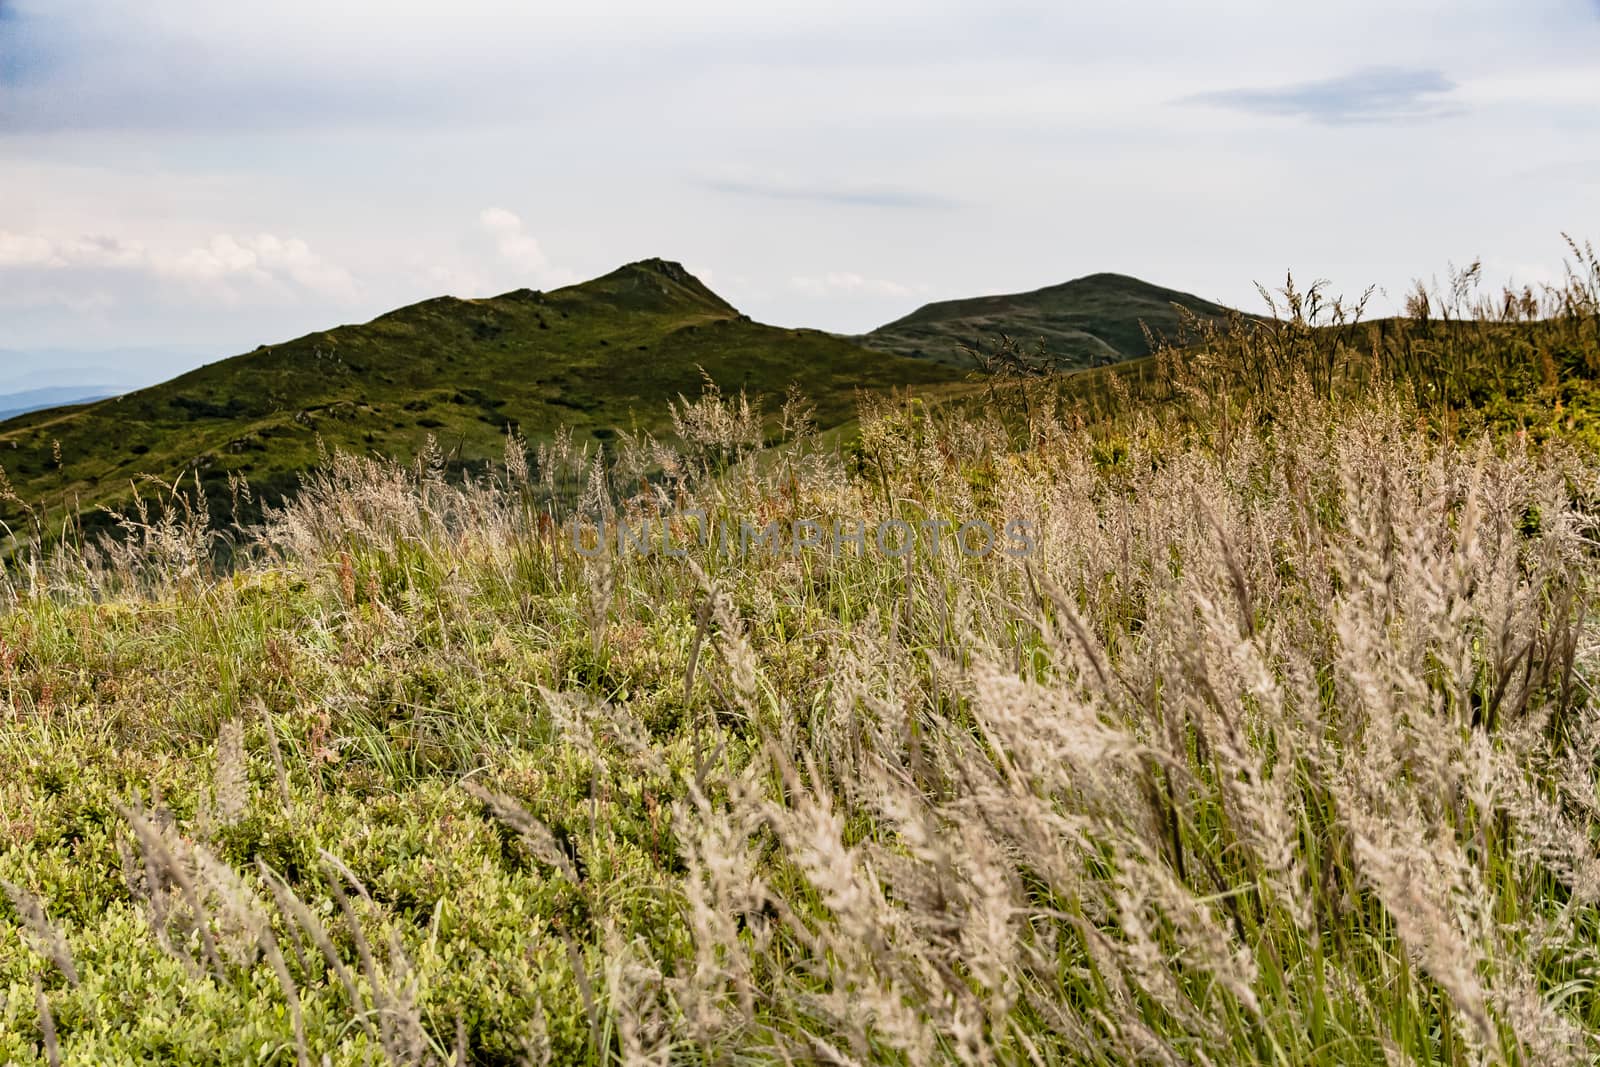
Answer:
2 246 1600 1064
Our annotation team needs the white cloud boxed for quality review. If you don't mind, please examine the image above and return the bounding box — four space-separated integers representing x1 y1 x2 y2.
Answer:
0 228 358 310
478 208 549 272
166 234 357 301
0 231 146 270
472 208 578 290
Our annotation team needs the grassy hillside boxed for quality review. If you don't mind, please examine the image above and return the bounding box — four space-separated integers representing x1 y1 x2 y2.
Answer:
0 259 965 536
857 271 1240 368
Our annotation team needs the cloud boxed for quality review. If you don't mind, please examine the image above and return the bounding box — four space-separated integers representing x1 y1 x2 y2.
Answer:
791 272 919 298
705 179 956 210
1184 67 1463 125
0 232 145 270
1 2 994 135
0 1 1079 132
478 208 550 273
471 208 579 291
0 2 487 132
0 228 358 310
166 235 357 301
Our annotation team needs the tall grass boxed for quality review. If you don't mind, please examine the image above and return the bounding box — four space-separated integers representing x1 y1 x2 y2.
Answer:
1 255 1599 1064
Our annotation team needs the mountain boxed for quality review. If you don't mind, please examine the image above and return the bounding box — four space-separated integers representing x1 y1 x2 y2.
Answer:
0 259 965 534
0 385 120 422
857 272 1241 368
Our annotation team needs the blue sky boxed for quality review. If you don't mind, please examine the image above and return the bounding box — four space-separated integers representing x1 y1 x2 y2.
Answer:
1 0 1597 387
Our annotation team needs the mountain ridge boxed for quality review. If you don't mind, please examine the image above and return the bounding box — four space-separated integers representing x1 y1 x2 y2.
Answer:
0 385 120 422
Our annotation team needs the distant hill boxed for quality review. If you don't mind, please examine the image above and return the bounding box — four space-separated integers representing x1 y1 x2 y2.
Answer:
0 385 119 422
0 259 964 534
0 346 215 394
857 272 1241 368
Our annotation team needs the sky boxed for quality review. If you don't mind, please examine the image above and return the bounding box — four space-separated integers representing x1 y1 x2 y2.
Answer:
1 0 1598 389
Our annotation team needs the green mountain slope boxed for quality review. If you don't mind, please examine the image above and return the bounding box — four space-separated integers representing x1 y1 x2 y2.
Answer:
857 272 1240 368
0 259 964 533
